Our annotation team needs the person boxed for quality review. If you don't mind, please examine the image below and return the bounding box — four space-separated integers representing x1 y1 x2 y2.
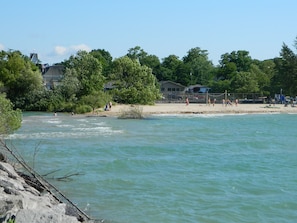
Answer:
185 97 189 106
227 99 232 106
109 101 112 110
213 98 216 106
104 103 109 111
235 99 238 106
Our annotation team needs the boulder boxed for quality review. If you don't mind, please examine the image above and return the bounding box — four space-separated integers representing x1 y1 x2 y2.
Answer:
0 161 91 223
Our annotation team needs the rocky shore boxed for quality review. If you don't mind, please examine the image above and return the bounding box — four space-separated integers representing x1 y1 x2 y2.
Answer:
0 160 98 223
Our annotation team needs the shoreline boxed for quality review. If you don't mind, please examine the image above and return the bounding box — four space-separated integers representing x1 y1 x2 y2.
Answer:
95 103 297 117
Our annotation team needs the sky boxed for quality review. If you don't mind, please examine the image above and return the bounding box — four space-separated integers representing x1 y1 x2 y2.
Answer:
1 0 297 65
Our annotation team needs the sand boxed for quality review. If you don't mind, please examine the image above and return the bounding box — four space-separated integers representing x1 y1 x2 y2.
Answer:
98 102 297 117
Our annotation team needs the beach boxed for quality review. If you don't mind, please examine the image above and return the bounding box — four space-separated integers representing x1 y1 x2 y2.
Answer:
100 102 297 116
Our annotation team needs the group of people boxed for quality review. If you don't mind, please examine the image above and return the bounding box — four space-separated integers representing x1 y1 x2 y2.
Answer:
104 101 113 111
185 97 238 106
222 98 238 106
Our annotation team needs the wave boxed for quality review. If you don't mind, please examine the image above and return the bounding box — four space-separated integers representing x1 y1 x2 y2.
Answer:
6 128 123 140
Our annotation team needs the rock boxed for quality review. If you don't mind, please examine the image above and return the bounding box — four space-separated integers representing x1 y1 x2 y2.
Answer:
0 161 92 223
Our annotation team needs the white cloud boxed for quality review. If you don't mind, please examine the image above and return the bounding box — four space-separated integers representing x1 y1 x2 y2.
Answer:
0 43 5 51
70 44 91 52
54 46 67 55
45 43 92 64
53 44 91 57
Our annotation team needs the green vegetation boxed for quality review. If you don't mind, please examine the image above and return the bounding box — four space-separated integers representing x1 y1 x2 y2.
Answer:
0 36 297 114
118 106 144 119
0 92 22 135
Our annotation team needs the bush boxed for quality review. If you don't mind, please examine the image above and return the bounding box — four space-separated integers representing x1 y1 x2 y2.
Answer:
74 105 92 114
118 106 144 119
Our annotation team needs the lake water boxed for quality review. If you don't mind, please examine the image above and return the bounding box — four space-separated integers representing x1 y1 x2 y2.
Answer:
6 112 297 223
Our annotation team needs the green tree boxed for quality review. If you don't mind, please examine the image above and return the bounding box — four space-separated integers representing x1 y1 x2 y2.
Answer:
0 93 22 135
231 71 259 93
159 55 182 81
126 46 148 61
0 50 43 108
57 68 81 101
274 41 297 96
126 46 161 79
215 50 260 93
90 49 113 77
64 51 105 97
80 91 112 113
110 56 160 104
182 47 214 85
249 63 270 95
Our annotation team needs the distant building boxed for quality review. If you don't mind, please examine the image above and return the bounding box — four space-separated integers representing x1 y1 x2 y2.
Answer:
42 65 64 89
30 53 64 89
159 81 186 94
185 84 211 93
29 53 40 64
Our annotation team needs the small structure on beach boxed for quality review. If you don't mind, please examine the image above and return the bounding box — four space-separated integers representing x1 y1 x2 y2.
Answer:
185 84 211 94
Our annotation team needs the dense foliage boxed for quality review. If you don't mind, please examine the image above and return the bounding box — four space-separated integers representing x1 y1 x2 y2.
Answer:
0 92 22 135
109 56 160 104
0 36 297 113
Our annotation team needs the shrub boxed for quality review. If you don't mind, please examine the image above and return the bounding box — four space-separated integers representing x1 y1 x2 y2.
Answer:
74 105 92 114
118 106 144 119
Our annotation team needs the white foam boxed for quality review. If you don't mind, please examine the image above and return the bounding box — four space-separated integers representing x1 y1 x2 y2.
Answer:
7 128 123 140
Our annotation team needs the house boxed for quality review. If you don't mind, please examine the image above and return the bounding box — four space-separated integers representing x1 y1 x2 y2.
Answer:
42 65 64 89
159 81 186 95
30 53 65 89
159 81 186 100
29 53 40 64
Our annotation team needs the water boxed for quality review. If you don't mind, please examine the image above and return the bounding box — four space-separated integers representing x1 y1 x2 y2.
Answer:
6 112 297 223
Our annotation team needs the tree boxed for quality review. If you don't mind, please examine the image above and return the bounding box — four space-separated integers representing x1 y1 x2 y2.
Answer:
57 68 81 101
231 71 259 93
126 46 161 79
215 50 262 93
109 56 160 104
249 63 270 95
90 49 113 77
182 47 214 85
274 41 297 96
159 55 182 81
0 92 22 135
126 46 148 61
0 50 43 108
80 91 112 113
64 51 105 97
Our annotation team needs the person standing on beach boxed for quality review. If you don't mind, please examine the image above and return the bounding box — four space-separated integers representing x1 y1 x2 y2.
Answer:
186 97 189 106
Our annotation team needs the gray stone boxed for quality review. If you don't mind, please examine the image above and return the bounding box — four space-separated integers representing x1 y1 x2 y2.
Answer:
0 161 88 222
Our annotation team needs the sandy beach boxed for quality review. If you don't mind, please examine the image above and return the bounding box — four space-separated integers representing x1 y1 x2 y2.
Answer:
99 102 297 117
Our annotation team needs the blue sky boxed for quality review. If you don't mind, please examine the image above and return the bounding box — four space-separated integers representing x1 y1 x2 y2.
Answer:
1 0 296 65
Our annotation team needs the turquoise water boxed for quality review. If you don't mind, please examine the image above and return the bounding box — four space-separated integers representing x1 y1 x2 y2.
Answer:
7 112 297 223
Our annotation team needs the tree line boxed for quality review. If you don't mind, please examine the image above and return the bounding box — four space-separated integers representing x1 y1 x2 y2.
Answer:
1 36 297 117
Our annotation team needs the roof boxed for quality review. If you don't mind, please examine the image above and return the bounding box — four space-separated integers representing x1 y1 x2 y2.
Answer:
42 65 64 77
159 81 186 88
